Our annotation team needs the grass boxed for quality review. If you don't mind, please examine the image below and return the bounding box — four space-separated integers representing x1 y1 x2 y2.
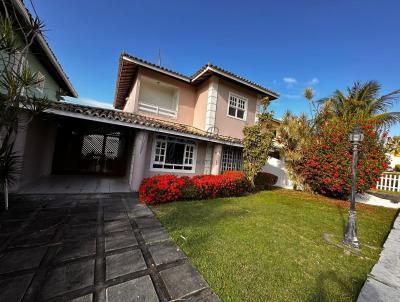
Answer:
151 188 398 302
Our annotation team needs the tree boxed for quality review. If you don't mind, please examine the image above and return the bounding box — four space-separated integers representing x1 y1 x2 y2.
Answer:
243 97 275 187
319 81 400 128
276 111 312 189
0 0 50 209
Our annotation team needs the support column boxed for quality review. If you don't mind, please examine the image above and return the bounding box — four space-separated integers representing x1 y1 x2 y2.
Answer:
130 130 149 191
211 144 223 175
203 143 213 174
205 76 219 132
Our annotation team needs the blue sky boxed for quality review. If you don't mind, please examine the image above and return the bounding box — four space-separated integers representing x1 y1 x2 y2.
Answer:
27 0 400 134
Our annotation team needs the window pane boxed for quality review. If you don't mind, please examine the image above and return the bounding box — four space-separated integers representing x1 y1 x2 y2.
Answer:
228 107 236 117
165 142 185 164
237 109 244 119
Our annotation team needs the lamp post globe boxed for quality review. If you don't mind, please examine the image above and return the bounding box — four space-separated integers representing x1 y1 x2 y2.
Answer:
344 124 364 248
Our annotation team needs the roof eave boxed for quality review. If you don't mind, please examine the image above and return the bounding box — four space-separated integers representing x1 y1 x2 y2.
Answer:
191 66 279 99
12 0 77 97
121 55 191 83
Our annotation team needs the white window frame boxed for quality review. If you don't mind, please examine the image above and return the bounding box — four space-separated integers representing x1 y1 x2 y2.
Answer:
150 135 197 173
220 146 244 172
138 76 180 119
36 71 45 93
227 92 248 121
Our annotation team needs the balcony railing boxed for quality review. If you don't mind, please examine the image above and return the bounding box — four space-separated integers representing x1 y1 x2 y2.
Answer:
138 102 177 118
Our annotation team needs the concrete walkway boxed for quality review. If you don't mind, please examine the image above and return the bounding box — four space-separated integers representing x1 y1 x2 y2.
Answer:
357 212 400 301
0 194 219 302
356 193 400 209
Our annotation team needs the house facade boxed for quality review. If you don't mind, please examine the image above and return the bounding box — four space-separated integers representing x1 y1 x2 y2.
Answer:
112 54 280 191
7 1 293 194
12 52 288 193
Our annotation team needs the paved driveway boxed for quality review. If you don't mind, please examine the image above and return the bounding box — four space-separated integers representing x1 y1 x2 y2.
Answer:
0 194 218 302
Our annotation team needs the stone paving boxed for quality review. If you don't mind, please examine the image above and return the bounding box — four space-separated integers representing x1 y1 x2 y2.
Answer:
357 212 400 302
0 194 219 302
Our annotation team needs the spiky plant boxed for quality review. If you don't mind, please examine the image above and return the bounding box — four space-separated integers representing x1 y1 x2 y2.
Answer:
0 0 50 209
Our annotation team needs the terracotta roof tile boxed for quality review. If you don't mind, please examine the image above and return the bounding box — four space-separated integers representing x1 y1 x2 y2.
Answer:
50 101 243 146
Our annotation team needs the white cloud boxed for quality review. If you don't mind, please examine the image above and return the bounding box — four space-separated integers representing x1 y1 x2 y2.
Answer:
64 96 113 109
283 77 298 88
282 93 301 99
308 77 319 85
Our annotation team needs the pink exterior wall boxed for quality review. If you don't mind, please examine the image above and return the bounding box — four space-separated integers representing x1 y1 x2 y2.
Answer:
192 80 209 130
123 67 261 140
125 68 196 126
124 75 140 112
214 78 258 139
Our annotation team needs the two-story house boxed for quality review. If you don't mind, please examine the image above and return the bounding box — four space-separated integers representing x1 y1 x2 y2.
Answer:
14 51 287 193
112 54 280 190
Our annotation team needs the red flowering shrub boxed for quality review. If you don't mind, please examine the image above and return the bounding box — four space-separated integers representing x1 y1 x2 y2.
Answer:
139 171 251 204
139 175 185 204
294 120 388 198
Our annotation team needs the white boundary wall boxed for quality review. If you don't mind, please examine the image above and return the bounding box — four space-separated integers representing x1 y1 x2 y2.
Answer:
262 157 294 189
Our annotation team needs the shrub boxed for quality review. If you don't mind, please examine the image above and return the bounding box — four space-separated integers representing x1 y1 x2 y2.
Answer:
254 172 278 191
293 121 388 198
139 171 251 204
139 175 185 205
395 164 400 172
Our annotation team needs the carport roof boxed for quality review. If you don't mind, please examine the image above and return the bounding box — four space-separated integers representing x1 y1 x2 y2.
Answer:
46 101 243 147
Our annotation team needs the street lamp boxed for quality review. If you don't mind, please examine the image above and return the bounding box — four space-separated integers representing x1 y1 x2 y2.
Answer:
343 124 364 248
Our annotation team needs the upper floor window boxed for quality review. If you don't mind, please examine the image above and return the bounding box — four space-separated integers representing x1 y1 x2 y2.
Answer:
151 135 196 173
36 71 45 92
227 93 247 120
138 76 179 119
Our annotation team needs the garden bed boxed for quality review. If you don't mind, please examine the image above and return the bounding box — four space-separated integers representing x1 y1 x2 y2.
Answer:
152 188 397 302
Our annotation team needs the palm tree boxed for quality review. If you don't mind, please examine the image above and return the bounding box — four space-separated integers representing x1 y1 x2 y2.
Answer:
319 81 400 127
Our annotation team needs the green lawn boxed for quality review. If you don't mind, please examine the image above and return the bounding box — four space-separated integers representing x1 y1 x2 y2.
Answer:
151 189 398 302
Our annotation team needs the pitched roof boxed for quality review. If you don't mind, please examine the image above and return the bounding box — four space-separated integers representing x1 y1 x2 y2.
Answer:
114 53 279 109
47 101 243 146
11 0 77 97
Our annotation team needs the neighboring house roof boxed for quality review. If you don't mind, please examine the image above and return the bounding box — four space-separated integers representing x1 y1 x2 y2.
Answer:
114 53 279 109
11 0 77 97
47 101 243 147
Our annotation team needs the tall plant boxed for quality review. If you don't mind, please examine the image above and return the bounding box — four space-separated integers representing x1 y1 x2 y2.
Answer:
276 111 312 189
243 97 275 187
0 0 50 209
319 81 400 128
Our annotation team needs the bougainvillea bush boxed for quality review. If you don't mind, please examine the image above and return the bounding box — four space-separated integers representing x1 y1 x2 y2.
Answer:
139 171 251 204
293 120 388 199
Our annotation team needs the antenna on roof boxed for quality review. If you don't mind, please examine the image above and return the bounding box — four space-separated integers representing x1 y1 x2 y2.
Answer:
157 49 162 66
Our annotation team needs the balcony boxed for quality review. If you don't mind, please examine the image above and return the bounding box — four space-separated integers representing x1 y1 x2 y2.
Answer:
138 102 177 118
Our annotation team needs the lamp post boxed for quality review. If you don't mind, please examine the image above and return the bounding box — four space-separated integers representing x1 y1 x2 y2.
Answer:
343 124 364 248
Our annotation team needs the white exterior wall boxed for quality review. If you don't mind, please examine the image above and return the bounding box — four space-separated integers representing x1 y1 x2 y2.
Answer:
388 154 400 168
262 157 294 189
10 115 57 192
